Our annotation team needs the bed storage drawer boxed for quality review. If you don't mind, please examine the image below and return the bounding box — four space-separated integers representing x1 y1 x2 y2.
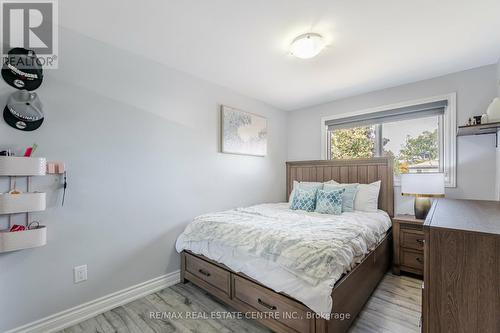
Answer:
233 275 313 333
400 229 425 251
185 253 230 295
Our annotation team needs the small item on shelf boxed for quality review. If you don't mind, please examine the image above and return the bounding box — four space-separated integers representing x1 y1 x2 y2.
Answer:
0 149 12 156
23 143 38 157
46 163 55 174
481 114 489 124
28 221 40 229
473 116 482 125
9 178 21 195
46 162 65 174
9 224 26 232
23 147 32 157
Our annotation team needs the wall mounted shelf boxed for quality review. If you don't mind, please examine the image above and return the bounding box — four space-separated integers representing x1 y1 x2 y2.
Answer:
0 156 46 176
0 226 47 252
457 122 500 146
457 122 500 136
0 192 46 214
0 156 52 253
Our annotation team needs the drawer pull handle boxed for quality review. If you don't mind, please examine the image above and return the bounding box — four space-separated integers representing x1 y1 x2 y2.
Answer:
416 239 424 244
416 257 423 263
257 298 277 310
198 269 211 277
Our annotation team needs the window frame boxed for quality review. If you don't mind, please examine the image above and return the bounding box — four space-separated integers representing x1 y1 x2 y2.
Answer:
320 93 457 188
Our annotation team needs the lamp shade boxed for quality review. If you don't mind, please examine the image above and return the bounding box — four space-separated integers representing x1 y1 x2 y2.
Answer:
401 173 445 197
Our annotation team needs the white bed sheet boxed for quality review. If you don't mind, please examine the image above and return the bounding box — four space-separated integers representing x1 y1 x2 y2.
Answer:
176 203 391 318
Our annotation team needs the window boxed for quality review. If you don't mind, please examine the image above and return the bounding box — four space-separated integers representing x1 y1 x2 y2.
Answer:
328 116 442 175
330 125 376 159
382 116 441 175
322 94 456 187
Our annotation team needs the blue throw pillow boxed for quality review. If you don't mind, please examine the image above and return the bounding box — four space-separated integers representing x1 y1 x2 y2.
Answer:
290 188 317 212
315 189 345 215
324 183 359 212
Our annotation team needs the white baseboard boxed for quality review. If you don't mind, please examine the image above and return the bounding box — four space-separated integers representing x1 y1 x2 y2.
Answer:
6 270 181 333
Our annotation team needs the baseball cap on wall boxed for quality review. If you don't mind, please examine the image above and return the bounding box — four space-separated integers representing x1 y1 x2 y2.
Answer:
2 48 44 91
3 90 44 131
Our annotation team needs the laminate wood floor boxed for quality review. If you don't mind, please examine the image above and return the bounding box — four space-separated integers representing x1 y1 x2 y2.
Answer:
59 273 422 333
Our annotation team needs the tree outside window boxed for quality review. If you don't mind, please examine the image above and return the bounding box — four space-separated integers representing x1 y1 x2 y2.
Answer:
329 116 440 176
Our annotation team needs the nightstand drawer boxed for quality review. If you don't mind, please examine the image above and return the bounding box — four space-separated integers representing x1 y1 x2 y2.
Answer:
400 228 424 251
392 215 424 276
401 249 424 271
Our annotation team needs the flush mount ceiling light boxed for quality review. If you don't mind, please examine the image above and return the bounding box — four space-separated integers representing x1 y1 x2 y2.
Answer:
290 33 326 59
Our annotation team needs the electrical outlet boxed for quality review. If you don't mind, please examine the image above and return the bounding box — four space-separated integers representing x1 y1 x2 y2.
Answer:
74 265 87 283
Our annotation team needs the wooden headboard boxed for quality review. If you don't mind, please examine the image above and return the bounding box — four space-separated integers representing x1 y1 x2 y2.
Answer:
286 157 394 217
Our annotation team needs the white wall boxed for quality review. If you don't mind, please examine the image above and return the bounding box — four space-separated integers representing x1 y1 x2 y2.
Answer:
287 65 499 214
0 28 287 332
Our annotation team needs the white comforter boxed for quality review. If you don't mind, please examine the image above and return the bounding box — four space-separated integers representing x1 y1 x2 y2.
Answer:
176 203 391 317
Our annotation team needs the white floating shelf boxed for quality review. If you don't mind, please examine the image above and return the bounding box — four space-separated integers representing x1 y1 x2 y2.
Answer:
0 156 47 176
0 192 46 214
0 226 47 253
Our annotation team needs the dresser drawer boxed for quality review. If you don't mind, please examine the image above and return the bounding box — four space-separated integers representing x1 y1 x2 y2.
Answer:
400 228 425 251
233 275 313 333
185 253 230 295
401 249 424 272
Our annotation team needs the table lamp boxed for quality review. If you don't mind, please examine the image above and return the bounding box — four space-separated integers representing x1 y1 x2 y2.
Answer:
401 173 445 219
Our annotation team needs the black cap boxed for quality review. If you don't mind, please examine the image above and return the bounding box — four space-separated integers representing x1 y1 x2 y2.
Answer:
3 90 44 131
2 48 43 91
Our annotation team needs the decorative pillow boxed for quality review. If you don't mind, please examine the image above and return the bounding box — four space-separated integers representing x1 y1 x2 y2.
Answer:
289 181 324 203
323 183 359 212
290 188 318 212
327 180 381 212
354 181 381 212
315 189 345 215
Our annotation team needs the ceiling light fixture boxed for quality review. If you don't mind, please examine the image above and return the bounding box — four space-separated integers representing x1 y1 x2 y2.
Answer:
290 33 326 59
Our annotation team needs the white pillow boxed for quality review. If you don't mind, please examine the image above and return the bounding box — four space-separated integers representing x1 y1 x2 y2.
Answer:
328 180 381 212
289 181 324 203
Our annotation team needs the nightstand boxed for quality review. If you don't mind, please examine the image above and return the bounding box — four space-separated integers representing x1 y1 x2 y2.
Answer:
392 215 425 276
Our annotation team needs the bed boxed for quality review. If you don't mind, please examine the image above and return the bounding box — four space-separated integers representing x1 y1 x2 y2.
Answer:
176 158 394 333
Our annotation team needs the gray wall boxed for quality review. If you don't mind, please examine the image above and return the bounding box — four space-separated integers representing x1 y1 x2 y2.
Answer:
0 28 287 332
287 65 499 214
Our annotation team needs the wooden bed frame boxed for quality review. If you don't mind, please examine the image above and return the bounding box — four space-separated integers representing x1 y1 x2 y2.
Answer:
181 158 394 333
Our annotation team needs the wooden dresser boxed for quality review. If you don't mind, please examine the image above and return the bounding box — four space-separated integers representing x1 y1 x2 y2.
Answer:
392 215 425 276
422 199 500 333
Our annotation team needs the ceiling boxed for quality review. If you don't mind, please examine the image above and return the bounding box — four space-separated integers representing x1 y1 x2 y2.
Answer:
60 0 500 111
